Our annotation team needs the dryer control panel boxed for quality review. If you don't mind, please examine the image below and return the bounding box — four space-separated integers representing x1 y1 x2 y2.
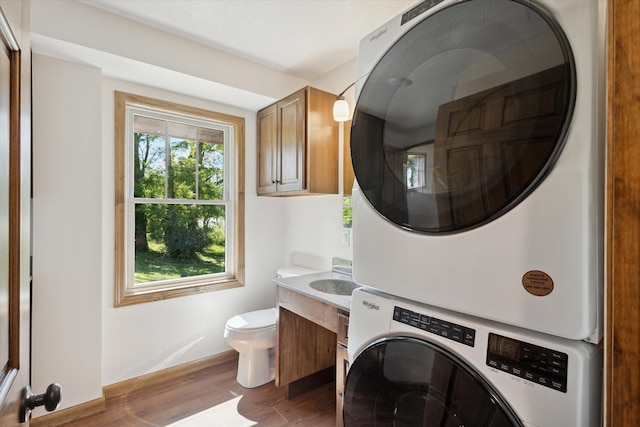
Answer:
487 333 568 393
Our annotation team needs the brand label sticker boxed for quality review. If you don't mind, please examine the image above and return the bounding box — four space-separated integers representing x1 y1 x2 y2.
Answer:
522 270 554 296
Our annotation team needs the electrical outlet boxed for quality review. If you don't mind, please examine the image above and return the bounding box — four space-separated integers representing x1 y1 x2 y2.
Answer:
342 230 351 246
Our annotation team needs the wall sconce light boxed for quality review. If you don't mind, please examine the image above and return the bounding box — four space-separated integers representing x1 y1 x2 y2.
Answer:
333 82 355 122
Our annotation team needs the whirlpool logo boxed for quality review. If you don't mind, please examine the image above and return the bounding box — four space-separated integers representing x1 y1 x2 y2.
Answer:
370 28 387 42
362 300 380 310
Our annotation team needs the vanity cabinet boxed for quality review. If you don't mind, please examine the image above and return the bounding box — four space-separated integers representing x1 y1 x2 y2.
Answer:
275 285 352 426
276 286 338 399
257 86 338 196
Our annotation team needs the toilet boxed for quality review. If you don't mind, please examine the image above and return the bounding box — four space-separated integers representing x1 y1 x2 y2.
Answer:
224 265 320 388
224 307 277 388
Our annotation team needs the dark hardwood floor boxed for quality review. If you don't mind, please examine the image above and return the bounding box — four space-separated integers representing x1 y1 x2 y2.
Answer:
59 354 337 426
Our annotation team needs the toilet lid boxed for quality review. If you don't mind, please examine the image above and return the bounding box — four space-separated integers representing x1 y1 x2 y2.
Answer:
226 308 276 332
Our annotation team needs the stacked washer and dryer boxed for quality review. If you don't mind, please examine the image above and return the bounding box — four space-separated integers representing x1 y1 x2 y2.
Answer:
345 0 605 425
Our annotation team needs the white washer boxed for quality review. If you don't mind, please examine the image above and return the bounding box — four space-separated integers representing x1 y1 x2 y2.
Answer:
350 0 606 342
344 288 602 426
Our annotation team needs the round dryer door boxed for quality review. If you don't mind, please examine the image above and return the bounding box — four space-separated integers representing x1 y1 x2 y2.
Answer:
343 337 522 427
351 0 575 233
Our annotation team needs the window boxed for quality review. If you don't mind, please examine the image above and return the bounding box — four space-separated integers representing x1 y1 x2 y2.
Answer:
405 154 426 190
343 196 352 228
115 92 245 306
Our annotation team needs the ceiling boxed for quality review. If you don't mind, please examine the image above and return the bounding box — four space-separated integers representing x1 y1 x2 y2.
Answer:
77 0 417 82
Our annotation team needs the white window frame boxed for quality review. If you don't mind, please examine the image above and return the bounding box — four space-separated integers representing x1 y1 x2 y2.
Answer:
114 91 245 306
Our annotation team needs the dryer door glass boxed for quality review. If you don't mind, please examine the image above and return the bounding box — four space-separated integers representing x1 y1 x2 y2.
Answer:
343 337 522 426
351 0 575 233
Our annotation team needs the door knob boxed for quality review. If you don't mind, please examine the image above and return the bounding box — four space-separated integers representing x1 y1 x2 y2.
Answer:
19 383 61 423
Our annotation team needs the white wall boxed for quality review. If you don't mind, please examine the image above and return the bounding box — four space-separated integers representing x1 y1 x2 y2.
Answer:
100 78 286 386
32 54 104 413
32 54 288 411
282 195 353 271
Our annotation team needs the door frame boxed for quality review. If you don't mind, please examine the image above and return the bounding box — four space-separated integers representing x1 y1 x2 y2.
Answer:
0 0 31 424
605 0 640 424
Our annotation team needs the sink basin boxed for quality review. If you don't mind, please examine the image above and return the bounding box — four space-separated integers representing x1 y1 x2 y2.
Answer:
309 279 359 296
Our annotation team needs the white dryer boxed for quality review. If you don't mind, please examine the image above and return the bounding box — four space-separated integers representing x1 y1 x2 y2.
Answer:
344 288 602 426
350 0 606 342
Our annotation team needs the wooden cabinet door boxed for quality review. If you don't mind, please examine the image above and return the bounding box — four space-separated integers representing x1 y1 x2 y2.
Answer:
276 89 305 192
276 307 336 387
257 104 278 194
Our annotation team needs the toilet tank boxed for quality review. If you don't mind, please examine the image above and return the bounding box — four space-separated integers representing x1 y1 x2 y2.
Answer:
275 266 320 279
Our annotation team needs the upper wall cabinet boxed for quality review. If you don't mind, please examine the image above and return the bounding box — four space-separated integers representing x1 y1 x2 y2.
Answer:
257 86 338 196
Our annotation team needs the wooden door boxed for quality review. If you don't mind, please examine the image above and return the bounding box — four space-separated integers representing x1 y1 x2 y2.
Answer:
605 0 640 424
433 65 568 228
0 1 36 424
276 88 305 192
257 104 277 194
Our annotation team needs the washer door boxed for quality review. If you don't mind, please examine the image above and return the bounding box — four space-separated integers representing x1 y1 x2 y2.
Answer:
343 337 522 427
351 0 575 233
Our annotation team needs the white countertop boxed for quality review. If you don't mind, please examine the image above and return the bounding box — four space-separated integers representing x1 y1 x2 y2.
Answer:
273 270 359 311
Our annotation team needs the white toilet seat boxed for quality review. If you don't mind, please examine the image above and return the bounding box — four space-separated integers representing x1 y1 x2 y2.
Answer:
225 308 276 334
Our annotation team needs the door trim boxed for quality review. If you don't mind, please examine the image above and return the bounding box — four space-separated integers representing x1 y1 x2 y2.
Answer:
605 0 640 424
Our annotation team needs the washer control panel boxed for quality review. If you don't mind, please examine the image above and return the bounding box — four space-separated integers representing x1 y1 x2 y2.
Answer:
393 305 476 347
487 333 568 393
